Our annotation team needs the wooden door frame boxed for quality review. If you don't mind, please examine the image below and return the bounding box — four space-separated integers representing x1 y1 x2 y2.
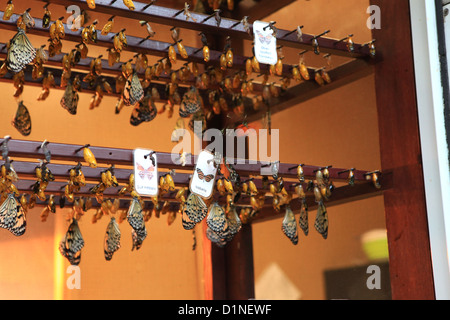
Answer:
204 0 438 300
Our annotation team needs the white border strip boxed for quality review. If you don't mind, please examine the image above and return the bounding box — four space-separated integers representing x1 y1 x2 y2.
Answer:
410 0 450 299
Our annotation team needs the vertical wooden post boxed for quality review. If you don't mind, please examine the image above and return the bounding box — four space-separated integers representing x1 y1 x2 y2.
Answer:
370 0 436 299
202 103 255 300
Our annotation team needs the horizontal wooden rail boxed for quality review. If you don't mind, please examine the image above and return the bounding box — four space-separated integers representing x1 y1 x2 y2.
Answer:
35 0 374 59
0 138 375 182
0 10 308 80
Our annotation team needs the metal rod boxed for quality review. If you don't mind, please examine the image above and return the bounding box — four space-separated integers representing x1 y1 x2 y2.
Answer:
141 0 156 11
313 30 331 40
283 25 303 37
202 9 220 23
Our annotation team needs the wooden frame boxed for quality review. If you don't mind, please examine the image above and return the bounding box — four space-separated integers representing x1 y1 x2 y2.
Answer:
0 0 437 300
370 0 435 299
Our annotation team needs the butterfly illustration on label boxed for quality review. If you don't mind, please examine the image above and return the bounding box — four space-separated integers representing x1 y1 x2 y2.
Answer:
196 168 214 183
136 163 155 180
256 30 273 45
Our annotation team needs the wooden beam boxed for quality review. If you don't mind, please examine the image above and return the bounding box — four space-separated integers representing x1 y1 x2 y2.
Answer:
0 138 374 182
34 0 373 58
245 58 375 124
252 175 391 223
371 0 435 300
234 0 296 21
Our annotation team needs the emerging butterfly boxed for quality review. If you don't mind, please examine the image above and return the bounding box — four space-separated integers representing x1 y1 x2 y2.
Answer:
59 218 84 265
12 101 31 136
196 168 214 183
127 197 147 251
183 192 207 225
136 162 155 180
206 202 229 239
104 217 121 261
255 30 273 45
0 193 26 236
282 205 298 245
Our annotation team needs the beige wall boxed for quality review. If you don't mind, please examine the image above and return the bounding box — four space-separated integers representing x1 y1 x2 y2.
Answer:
0 0 385 300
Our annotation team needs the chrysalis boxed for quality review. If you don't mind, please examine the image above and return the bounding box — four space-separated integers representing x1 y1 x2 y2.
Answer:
87 0 96 9
176 40 188 59
82 146 97 169
123 0 136 10
101 16 115 35
3 0 14 21
42 4 51 28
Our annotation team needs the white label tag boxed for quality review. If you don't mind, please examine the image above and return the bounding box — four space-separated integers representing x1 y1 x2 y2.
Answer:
253 20 278 65
133 149 158 197
189 150 218 200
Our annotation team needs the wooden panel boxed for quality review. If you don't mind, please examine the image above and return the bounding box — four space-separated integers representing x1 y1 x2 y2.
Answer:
371 0 435 299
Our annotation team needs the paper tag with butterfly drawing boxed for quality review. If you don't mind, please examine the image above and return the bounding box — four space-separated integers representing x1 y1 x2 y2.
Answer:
133 148 158 197
190 150 218 200
253 20 278 65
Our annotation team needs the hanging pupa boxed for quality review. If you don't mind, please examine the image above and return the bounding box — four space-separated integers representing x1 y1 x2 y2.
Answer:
171 27 180 43
140 21 156 37
176 40 188 59
87 0 96 9
251 56 260 73
42 4 51 28
203 46 210 62
226 48 233 68
17 8 34 31
3 0 14 21
123 0 136 10
7 28 36 73
321 68 331 84
12 101 31 136
123 72 144 106
275 57 283 76
55 16 65 39
168 45 177 64
101 16 115 35
81 145 97 168
104 217 121 261
282 205 298 245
